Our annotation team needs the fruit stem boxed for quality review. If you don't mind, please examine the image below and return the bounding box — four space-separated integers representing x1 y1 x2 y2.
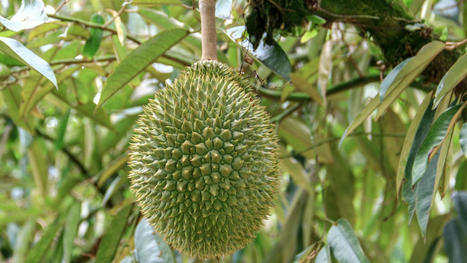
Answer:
199 0 217 60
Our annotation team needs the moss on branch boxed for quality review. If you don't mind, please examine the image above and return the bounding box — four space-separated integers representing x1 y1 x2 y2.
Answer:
246 0 466 91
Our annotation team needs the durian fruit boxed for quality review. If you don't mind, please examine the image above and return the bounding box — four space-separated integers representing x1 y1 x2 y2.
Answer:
128 60 279 259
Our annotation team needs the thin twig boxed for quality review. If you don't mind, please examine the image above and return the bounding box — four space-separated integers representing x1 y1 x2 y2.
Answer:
54 0 70 15
49 55 117 66
257 74 381 102
47 13 190 66
102 1 131 28
271 103 303 123
280 132 405 159
34 129 89 177
446 38 467 50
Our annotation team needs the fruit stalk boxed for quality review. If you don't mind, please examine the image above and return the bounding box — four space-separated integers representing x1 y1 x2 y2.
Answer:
199 0 217 60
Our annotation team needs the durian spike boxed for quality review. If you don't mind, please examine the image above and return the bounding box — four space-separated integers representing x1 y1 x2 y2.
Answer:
199 0 217 61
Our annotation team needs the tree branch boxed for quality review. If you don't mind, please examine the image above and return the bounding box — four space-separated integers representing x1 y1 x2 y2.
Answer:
280 132 405 159
257 74 381 102
47 13 190 66
199 0 217 60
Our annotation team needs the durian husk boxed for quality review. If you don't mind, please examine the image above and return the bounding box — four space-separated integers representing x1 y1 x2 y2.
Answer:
128 60 279 259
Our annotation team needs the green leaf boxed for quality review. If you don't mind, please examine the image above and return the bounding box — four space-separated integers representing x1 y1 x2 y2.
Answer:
226 26 291 80
1 85 32 131
415 152 439 236
293 244 320 263
134 218 175 263
376 41 445 119
315 245 332 263
396 92 432 198
25 217 65 263
97 154 128 187
453 192 467 224
379 57 412 101
0 0 47 31
55 110 70 151
27 139 48 198
412 104 462 185
461 123 467 157
339 96 379 147
403 100 436 221
98 28 188 107
62 202 81 263
327 218 370 263
51 89 113 129
95 204 133 263
434 54 467 108
443 192 467 263
83 14 105 58
408 214 450 263
0 36 57 87
279 148 314 194
300 29 318 43
443 219 467 263
98 115 138 154
20 66 79 117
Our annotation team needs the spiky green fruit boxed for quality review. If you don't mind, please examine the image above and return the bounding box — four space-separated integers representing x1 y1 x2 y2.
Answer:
128 61 279 259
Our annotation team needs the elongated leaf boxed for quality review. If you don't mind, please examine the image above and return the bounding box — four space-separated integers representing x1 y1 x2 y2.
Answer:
403 100 436 221
51 90 113 129
379 58 412 100
63 202 81 263
226 26 291 80
443 219 467 263
83 14 104 58
409 214 450 263
95 204 133 263
1 85 32 131
291 72 323 104
453 192 467 225
459 122 467 157
415 152 439 236
377 41 444 119
27 139 48 198
20 66 79 117
412 104 462 185
134 218 175 263
396 92 432 198
98 28 188 107
318 39 332 102
293 244 320 263
443 192 467 263
25 218 65 263
0 37 57 87
328 218 370 263
339 96 379 146
315 245 332 263
97 154 128 187
215 0 232 19
434 54 467 108
0 0 47 31
380 41 444 100
55 110 70 151
279 149 314 194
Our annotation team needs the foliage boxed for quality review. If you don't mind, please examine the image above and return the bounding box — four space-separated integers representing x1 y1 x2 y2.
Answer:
0 0 465 262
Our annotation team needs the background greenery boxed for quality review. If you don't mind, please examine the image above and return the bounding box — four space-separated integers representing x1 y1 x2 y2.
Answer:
0 0 466 262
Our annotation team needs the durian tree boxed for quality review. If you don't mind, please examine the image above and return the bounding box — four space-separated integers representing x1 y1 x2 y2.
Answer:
0 0 466 262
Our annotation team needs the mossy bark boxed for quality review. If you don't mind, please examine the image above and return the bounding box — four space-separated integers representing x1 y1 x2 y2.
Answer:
247 0 466 90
